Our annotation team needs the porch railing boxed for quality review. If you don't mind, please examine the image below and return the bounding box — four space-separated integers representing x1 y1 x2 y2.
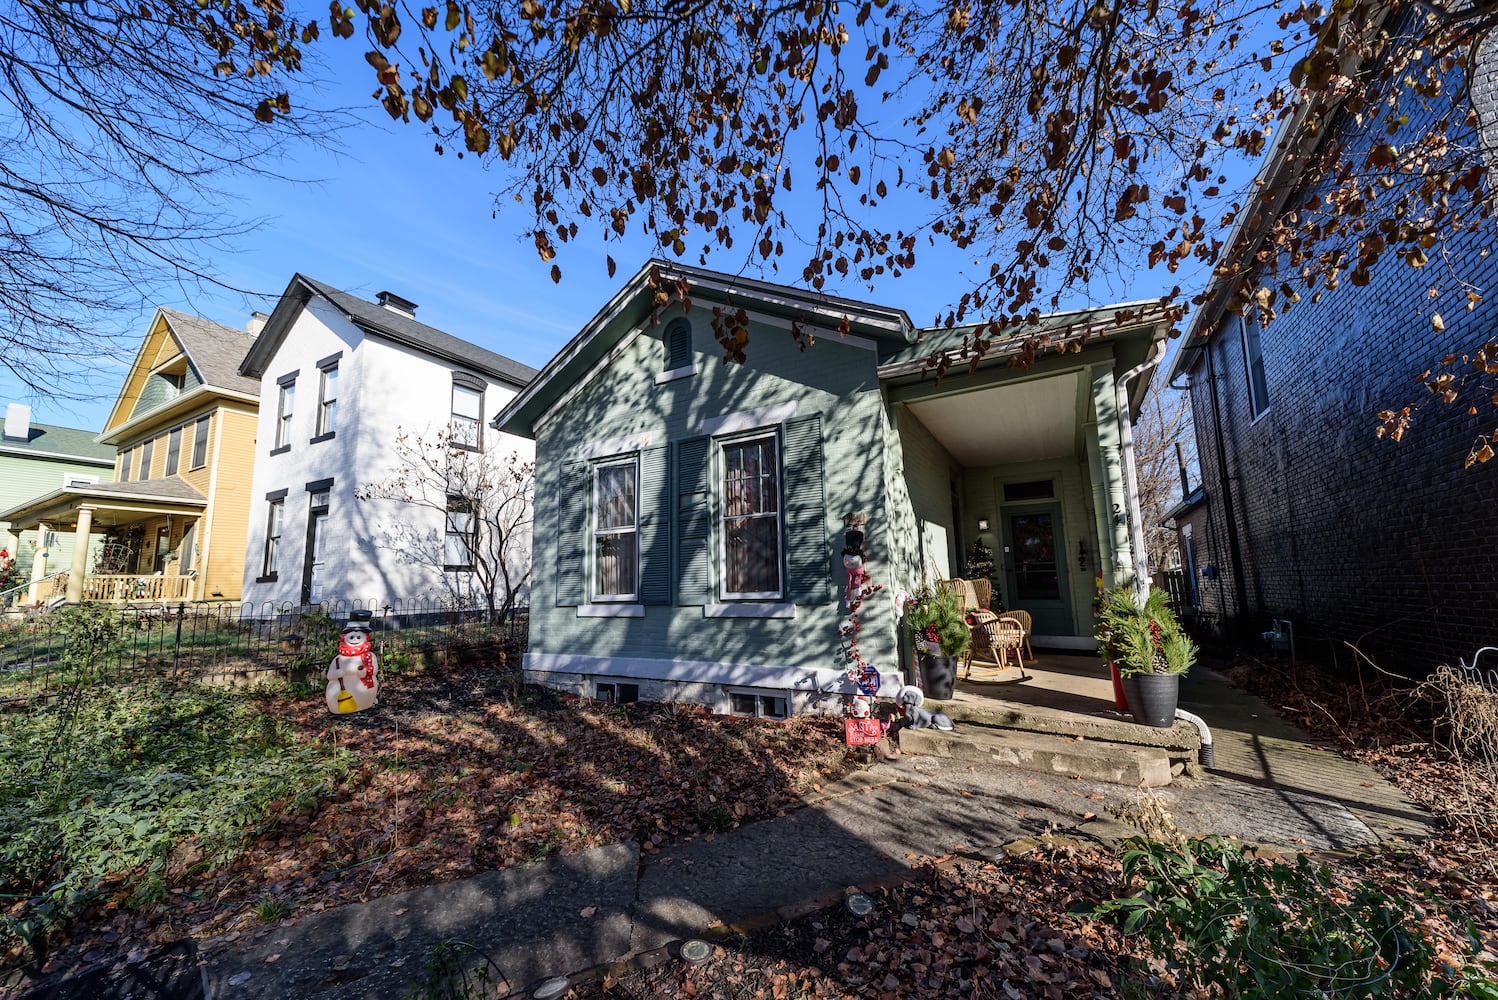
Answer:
42 573 195 603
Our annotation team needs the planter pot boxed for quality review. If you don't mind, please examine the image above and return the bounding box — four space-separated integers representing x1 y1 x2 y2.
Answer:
917 651 957 700
1123 672 1180 728
1107 661 1129 711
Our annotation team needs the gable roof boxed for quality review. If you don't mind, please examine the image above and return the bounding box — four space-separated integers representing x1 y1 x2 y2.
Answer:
159 309 261 396
102 309 261 439
0 420 114 464
494 259 917 439
239 275 539 388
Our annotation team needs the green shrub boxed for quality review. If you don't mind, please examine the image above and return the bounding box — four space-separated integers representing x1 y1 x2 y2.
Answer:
1096 836 1489 998
0 680 347 950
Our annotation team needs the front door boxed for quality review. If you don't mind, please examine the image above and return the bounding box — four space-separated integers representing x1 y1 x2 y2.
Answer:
1002 504 1073 636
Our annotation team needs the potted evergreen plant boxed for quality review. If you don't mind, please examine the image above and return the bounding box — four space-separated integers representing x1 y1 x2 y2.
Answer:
1095 584 1196 727
905 585 970 700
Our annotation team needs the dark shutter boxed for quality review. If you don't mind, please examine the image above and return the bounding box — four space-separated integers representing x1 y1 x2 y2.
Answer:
666 319 691 370
782 415 832 604
555 460 588 606
637 445 671 604
675 435 712 605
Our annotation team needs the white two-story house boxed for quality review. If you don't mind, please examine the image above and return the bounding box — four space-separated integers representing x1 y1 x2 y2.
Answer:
237 275 537 614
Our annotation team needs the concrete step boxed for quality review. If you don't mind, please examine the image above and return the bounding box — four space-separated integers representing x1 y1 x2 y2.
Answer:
898 725 1176 787
927 695 1201 752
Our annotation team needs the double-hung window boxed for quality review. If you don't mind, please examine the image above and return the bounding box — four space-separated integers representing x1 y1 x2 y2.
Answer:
138 439 154 481
1240 314 1270 419
592 458 638 600
191 415 210 468
120 449 133 482
165 426 182 476
262 497 284 578
451 378 483 450
316 362 338 438
275 379 295 450
444 496 475 570
720 434 781 598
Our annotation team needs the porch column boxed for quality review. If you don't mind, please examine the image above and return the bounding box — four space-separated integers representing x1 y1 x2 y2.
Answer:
65 508 94 604
1091 368 1135 588
27 521 51 603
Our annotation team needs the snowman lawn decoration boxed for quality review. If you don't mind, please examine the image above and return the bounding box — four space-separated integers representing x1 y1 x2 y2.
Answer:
326 614 380 714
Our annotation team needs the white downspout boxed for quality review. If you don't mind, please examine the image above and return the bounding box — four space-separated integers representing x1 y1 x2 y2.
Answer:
1116 337 1168 598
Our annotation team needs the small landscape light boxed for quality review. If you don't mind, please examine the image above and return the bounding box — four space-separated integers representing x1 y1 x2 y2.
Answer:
845 893 875 917
679 939 713 966
532 976 571 999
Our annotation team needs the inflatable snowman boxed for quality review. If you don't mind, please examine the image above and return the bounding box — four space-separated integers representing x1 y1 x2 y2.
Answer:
326 614 380 714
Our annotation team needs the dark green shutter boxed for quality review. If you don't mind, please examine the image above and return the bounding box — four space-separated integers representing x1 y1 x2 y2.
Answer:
555 460 588 606
783 415 832 604
637 445 671 604
675 435 712 605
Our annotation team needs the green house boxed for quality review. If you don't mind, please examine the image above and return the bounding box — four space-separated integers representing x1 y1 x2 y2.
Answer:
495 262 1170 715
0 404 115 597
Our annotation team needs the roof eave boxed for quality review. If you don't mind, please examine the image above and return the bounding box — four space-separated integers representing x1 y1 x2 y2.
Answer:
96 386 259 446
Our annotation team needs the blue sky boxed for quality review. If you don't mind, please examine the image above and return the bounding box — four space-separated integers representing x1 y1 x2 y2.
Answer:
2 39 1212 434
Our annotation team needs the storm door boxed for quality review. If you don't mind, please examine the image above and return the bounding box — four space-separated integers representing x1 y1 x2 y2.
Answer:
1001 503 1073 636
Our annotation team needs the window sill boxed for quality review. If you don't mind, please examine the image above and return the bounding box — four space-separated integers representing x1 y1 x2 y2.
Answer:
269 445 290 456
704 602 796 619
577 604 645 618
309 432 336 444
653 363 699 385
255 574 278 583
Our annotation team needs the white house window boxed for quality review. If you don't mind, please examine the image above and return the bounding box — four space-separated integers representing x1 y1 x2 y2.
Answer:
191 415 210 468
316 363 338 437
451 383 483 450
63 473 98 488
1240 314 1270 419
444 495 475 570
262 497 284 578
721 434 781 598
165 426 182 476
275 382 295 450
728 690 788 719
592 458 638 600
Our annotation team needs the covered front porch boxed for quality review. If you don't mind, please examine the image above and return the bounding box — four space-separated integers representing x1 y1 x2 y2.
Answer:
880 303 1168 649
1 480 208 607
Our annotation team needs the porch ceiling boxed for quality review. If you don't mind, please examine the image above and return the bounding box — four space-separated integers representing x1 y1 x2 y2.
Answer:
905 371 1081 466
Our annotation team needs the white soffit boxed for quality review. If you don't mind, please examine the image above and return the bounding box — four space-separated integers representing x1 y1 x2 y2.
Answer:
906 372 1080 466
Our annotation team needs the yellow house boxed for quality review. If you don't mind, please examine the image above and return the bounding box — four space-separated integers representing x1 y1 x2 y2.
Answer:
0 309 261 604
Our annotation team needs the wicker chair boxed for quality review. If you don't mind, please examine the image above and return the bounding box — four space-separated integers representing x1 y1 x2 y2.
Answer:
963 611 1029 681
1004 608 1035 664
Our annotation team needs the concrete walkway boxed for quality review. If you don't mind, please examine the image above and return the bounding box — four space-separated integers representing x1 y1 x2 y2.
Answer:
200 667 1433 999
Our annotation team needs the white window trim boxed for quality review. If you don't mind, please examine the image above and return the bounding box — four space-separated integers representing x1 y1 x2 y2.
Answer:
703 602 795 619
700 401 797 438
653 363 699 385
591 455 640 603
578 432 653 461
275 383 295 449
62 473 99 488
577 603 646 618
718 432 784 602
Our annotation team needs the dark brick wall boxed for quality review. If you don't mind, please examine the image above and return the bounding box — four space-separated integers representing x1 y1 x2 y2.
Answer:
1183 47 1498 676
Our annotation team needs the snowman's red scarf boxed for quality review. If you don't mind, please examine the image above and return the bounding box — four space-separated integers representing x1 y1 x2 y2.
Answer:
338 639 377 689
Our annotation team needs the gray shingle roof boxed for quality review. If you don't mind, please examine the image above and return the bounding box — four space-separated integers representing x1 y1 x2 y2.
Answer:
159 308 261 396
296 277 538 387
81 478 206 503
0 420 113 461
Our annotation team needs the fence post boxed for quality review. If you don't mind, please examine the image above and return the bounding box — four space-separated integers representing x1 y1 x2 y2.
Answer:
172 601 185 678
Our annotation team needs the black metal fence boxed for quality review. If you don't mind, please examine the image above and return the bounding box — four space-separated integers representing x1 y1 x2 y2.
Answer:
0 598 528 705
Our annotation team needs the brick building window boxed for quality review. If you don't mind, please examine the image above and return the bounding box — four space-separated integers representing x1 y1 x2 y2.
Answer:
1239 314 1270 419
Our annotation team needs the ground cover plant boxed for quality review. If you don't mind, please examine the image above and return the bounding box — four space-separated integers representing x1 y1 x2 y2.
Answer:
0 651 852 993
